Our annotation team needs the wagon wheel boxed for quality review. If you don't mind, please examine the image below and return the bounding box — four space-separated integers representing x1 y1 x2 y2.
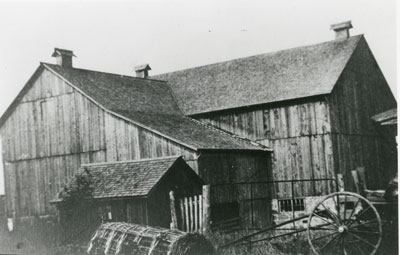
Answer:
307 192 382 255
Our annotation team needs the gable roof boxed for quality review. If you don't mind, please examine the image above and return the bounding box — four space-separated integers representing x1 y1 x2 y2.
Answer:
56 156 186 200
0 62 265 151
44 63 181 115
43 64 264 151
153 35 363 115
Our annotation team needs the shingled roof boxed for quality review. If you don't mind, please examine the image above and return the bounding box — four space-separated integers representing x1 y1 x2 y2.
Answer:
42 64 265 151
57 156 184 200
112 110 262 150
44 63 181 115
153 35 363 115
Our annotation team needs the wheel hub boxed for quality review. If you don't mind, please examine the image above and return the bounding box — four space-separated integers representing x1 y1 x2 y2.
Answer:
338 225 347 233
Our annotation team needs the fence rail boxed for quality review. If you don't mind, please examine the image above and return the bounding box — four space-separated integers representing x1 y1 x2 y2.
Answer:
169 185 211 233
212 178 338 199
211 178 338 225
170 179 338 232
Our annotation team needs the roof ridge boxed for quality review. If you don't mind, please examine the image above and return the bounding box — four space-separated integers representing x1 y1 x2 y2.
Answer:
41 62 168 83
183 116 270 150
165 83 185 115
328 35 364 93
81 155 181 167
152 34 364 79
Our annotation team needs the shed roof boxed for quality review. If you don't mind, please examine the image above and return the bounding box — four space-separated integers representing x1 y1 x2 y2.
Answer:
57 156 184 200
153 35 363 115
112 110 263 150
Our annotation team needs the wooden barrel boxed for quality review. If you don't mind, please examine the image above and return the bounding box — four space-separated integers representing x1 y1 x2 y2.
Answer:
87 222 215 255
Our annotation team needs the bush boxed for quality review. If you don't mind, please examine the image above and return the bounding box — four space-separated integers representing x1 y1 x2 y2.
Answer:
57 169 94 218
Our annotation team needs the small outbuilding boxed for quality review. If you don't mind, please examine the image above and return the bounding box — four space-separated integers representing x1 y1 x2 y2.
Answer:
53 156 204 241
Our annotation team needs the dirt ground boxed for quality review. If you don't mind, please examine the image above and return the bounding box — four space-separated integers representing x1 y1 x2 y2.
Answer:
0 221 398 255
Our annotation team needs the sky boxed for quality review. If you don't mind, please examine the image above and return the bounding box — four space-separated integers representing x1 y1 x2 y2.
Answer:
0 0 398 194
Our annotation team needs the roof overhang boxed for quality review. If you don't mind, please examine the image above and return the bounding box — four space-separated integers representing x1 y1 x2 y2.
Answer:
50 194 147 204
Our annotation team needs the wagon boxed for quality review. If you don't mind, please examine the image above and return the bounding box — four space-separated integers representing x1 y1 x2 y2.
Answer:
219 172 398 255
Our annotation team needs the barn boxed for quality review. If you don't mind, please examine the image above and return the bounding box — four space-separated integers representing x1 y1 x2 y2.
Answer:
154 21 397 216
0 21 396 248
0 47 271 245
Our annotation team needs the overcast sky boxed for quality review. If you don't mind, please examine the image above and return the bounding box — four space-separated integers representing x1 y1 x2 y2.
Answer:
0 0 398 194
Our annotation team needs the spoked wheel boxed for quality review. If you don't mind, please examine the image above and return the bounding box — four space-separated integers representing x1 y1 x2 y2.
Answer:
307 192 382 255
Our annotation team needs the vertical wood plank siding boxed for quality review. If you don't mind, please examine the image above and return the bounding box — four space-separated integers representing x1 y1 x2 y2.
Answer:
0 69 197 217
196 100 335 198
328 39 397 190
198 151 272 228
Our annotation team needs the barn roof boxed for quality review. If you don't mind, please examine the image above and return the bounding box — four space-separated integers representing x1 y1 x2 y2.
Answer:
56 156 186 200
42 64 266 151
153 35 363 115
112 110 263 150
44 63 181 115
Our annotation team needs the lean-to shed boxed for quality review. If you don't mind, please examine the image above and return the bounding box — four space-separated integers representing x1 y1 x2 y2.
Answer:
54 156 203 231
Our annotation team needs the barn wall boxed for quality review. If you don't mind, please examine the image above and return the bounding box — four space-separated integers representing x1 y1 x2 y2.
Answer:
195 100 335 199
328 38 397 190
0 68 198 218
0 69 108 217
197 151 272 228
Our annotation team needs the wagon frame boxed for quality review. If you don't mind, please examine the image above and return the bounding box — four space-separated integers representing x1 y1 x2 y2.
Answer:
218 173 397 255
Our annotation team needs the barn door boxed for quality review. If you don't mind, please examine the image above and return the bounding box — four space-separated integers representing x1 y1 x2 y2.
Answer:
169 185 210 233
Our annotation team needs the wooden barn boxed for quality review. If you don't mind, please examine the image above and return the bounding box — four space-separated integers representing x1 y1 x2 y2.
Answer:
52 156 204 239
0 47 271 240
154 21 397 203
0 21 397 245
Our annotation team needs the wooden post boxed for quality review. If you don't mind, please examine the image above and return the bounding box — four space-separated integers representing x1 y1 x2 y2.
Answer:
184 197 190 232
194 196 198 232
356 167 367 191
202 185 211 233
189 196 194 232
179 199 185 231
198 194 203 233
351 170 360 194
337 174 345 192
169 191 178 230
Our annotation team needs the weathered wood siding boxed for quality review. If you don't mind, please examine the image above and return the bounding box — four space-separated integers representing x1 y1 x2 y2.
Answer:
103 114 197 169
0 68 198 218
328 38 397 190
197 151 272 228
195 100 335 199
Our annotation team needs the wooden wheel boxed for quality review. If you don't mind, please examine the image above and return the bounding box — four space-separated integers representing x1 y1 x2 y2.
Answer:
307 192 382 255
